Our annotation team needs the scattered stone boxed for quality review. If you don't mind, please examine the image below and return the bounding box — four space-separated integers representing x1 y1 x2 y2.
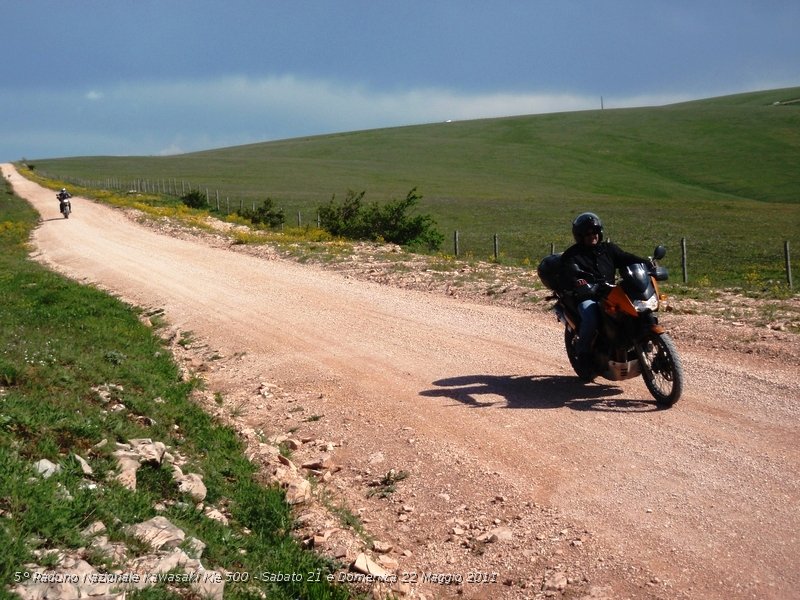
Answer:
377 554 399 570
81 521 107 538
129 438 167 464
92 383 124 403
278 453 298 471
128 516 186 551
352 553 392 579
185 537 206 559
544 571 568 592
302 454 335 471
285 438 303 450
285 478 312 505
476 526 513 543
204 506 230 525
313 529 335 546
177 472 208 502
72 454 93 475
34 458 61 478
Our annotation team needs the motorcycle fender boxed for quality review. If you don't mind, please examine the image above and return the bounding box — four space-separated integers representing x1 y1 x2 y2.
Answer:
555 304 577 330
651 324 665 334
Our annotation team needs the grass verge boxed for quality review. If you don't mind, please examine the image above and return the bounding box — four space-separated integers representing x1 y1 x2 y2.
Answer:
0 178 354 598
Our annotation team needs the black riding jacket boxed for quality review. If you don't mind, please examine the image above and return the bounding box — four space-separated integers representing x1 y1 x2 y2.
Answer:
560 241 646 291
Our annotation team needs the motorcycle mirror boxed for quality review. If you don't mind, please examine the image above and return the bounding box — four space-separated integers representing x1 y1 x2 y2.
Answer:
652 245 667 261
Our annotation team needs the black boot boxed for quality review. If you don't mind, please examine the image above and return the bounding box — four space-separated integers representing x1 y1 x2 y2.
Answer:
577 352 594 382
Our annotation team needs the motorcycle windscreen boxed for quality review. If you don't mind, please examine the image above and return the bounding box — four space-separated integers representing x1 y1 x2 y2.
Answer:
620 263 655 300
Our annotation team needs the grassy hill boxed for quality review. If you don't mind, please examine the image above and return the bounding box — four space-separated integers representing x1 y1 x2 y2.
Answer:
26 87 800 288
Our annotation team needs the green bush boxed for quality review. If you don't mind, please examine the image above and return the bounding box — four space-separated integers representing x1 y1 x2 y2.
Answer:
318 188 443 251
237 198 285 228
317 190 367 239
180 189 208 209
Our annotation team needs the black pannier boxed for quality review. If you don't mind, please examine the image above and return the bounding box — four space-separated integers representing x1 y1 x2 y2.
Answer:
537 253 563 291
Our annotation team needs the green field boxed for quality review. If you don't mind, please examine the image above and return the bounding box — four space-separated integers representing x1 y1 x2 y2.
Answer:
26 87 800 289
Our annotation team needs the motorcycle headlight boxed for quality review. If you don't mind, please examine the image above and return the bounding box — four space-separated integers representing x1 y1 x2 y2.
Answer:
633 293 659 312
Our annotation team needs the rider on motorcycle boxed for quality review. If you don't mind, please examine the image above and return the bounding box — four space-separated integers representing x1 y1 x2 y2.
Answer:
57 188 72 214
560 212 647 379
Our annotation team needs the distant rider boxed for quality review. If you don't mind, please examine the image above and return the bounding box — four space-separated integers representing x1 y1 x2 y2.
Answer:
560 212 646 379
57 188 71 212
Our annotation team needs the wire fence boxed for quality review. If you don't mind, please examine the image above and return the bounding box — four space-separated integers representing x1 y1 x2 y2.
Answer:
45 173 796 291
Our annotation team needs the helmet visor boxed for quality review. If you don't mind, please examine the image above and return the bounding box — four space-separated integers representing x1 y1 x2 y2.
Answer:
583 225 602 236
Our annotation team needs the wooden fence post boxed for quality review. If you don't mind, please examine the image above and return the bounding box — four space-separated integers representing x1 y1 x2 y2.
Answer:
786 241 793 290
681 237 688 284
454 230 460 257
493 234 499 261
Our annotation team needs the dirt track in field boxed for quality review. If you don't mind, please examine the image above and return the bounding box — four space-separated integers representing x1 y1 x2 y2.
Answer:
5 163 799 600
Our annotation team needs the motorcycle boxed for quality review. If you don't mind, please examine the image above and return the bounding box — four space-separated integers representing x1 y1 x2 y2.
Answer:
57 194 71 219
538 245 684 407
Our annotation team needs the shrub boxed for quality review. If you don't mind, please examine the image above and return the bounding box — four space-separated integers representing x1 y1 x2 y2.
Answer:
237 198 285 228
180 189 208 209
318 188 443 251
317 190 367 239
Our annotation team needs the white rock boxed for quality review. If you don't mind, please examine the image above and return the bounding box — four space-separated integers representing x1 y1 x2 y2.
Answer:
285 478 312 505
177 473 207 502
34 459 61 478
73 454 93 475
128 516 186 551
352 553 392 579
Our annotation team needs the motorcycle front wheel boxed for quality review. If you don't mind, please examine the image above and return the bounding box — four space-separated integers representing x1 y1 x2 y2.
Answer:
636 332 684 407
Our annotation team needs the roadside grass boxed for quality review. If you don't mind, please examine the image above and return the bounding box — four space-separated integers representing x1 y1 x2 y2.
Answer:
24 87 800 292
0 180 354 598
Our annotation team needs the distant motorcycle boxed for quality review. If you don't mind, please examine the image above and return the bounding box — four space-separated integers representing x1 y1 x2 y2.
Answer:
538 245 684 407
57 191 71 219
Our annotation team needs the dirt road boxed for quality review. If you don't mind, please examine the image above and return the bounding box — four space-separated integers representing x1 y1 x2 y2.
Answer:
5 163 799 599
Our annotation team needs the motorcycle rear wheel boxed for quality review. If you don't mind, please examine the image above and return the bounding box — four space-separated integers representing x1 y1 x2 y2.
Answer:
636 332 683 407
564 328 581 376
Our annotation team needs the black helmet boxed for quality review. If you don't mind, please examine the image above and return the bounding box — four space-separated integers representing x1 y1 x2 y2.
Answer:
572 212 603 242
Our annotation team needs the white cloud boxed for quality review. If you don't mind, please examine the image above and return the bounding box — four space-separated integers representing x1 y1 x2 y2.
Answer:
85 90 104 101
101 75 608 133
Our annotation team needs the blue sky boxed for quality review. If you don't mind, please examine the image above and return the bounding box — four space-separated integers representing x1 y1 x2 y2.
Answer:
3 0 798 161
